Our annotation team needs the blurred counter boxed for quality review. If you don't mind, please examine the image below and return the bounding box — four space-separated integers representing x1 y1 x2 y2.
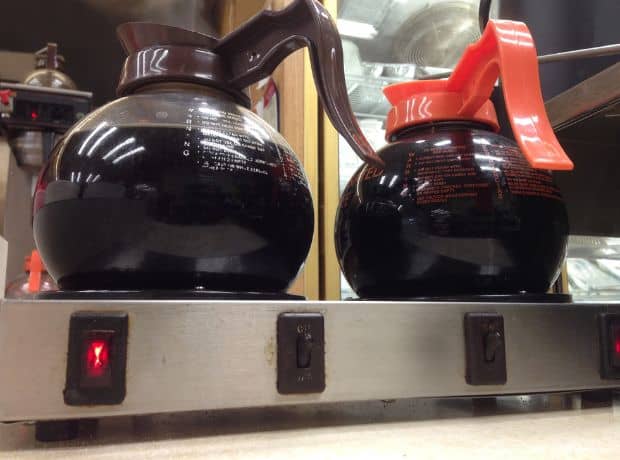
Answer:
0 393 619 459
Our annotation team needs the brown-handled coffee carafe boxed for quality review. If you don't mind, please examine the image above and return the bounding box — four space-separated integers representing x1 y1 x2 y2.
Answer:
33 0 378 292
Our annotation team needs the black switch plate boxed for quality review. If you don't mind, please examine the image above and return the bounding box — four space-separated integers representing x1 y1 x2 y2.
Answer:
464 313 507 385
277 313 325 394
598 313 620 379
64 312 128 405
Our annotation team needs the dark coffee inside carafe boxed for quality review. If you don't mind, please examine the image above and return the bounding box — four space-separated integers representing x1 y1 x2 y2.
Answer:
335 123 570 299
34 125 313 291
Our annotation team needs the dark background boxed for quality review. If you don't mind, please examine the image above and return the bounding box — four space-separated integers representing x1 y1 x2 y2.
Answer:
497 0 620 99
2 0 620 105
0 0 219 106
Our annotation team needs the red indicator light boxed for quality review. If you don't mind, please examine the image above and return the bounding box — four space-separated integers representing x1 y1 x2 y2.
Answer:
80 332 114 387
611 323 620 369
85 339 109 378
87 340 108 374
30 111 38 120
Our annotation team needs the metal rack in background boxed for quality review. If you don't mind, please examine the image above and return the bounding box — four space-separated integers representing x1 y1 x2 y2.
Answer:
418 0 620 80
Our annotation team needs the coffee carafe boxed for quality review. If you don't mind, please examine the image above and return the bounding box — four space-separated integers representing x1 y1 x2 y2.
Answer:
33 0 379 292
335 20 574 298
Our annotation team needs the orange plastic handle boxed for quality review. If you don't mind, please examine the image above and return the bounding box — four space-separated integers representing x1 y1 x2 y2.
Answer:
450 20 573 170
385 20 574 171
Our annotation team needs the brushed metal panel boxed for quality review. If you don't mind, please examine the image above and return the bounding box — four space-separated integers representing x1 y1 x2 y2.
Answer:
0 299 618 421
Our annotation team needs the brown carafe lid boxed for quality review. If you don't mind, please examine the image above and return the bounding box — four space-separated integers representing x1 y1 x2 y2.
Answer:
115 0 384 167
116 23 248 105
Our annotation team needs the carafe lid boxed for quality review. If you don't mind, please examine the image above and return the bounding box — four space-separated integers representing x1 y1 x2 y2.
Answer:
383 20 574 171
116 23 243 102
114 0 382 166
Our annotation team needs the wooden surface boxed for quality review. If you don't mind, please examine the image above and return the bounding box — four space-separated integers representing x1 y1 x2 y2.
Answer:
216 0 320 299
320 0 342 300
216 0 265 36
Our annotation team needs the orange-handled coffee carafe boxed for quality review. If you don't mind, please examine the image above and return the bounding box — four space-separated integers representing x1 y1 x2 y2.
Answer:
336 20 572 299
383 20 573 171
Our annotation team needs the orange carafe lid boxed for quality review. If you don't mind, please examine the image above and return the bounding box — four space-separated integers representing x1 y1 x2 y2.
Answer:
383 20 574 171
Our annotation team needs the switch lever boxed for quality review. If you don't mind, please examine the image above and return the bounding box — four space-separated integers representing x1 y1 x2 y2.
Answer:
296 332 313 368
484 326 503 362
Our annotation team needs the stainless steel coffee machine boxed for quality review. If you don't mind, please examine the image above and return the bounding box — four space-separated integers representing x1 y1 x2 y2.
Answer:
0 44 92 284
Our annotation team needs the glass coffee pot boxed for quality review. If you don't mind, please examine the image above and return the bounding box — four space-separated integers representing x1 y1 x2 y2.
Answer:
335 20 575 299
33 0 380 292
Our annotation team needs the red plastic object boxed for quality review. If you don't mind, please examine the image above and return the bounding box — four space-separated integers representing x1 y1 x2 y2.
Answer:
27 250 44 293
384 20 574 171
0 89 13 106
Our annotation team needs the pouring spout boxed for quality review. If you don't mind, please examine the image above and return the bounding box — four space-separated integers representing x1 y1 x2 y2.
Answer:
116 22 218 54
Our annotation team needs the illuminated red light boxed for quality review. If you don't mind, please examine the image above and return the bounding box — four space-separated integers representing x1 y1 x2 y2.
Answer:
30 111 38 120
85 339 109 378
615 339 620 355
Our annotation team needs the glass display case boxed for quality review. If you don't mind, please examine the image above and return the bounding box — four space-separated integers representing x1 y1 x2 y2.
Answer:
546 62 620 302
566 236 620 302
323 0 483 299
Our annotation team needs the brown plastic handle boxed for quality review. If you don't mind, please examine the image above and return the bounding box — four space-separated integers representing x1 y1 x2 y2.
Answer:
215 0 383 167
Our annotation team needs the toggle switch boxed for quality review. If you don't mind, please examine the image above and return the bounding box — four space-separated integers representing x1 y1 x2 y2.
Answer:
64 312 128 405
277 313 325 394
464 313 507 385
598 313 620 379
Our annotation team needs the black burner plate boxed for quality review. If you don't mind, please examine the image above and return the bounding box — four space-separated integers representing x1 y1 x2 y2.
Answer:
36 291 570 303
35 290 305 301
354 293 573 303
